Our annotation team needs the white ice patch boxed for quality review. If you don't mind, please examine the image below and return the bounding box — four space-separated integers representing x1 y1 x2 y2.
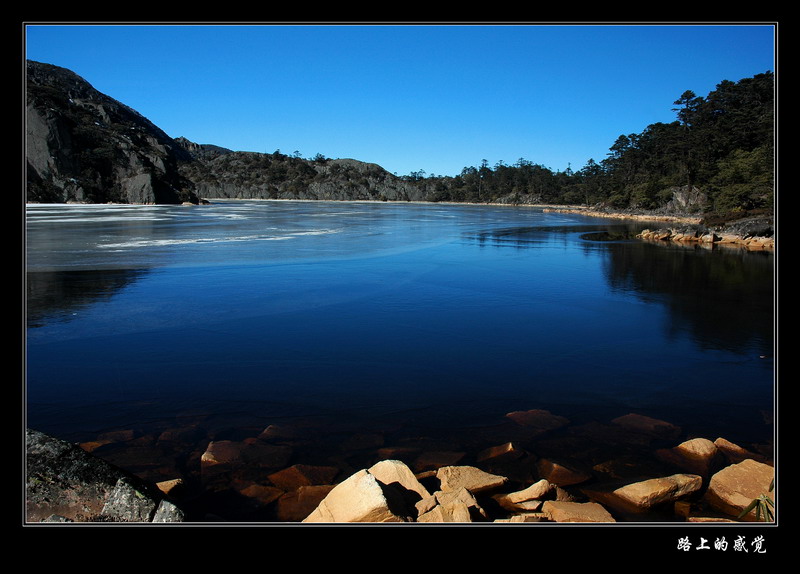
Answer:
98 229 340 249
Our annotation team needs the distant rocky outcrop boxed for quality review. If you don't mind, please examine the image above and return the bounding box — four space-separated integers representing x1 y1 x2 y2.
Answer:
175 148 429 202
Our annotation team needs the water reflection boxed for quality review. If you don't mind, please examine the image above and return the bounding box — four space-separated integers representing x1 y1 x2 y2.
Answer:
466 223 774 356
598 240 773 355
26 268 149 327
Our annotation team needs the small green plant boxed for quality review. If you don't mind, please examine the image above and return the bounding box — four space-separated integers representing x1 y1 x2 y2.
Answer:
738 478 775 522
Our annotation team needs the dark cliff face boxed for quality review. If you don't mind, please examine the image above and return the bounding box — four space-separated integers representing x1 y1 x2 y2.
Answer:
26 60 198 205
25 60 433 205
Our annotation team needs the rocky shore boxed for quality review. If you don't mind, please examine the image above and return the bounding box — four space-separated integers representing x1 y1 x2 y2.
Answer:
543 207 775 250
24 408 774 524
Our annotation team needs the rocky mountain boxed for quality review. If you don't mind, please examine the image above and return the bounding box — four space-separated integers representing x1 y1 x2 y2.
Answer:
26 60 198 205
25 60 433 205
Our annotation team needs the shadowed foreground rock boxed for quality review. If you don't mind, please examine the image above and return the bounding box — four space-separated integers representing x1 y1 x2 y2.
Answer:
26 429 184 523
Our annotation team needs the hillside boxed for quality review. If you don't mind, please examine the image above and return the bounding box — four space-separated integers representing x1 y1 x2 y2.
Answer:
25 60 775 229
25 60 432 205
26 60 197 205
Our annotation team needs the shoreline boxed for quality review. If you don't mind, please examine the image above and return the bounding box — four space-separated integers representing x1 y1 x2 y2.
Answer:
26 199 774 251
542 206 774 251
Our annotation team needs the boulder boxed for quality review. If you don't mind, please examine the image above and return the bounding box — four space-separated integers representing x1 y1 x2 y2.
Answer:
610 413 682 441
368 459 431 500
655 437 724 477
477 441 525 463
536 458 592 487
417 487 485 523
200 440 243 466
503 478 555 503
302 469 408 523
713 437 770 465
704 459 774 521
542 501 616 523
152 499 186 522
267 464 339 491
100 477 161 522
156 478 184 496
583 473 703 515
436 465 508 494
495 513 547 523
237 483 284 506
275 485 336 522
26 428 183 523
492 480 557 513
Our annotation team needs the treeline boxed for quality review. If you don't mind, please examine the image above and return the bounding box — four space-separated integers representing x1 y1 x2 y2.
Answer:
418 72 774 214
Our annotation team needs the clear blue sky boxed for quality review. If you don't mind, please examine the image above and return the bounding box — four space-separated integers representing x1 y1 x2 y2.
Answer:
24 23 775 177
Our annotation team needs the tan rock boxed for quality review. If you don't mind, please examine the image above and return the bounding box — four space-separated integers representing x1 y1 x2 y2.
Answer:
704 459 774 521
713 437 770 465
417 502 471 523
436 465 508 494
267 464 339 490
303 470 407 523
78 441 107 453
200 440 243 466
504 478 554 503
492 494 544 513
584 474 702 514
435 487 487 519
275 485 335 522
477 442 524 462
537 459 591 486
368 459 431 500
500 513 547 523
155 478 184 496
542 501 616 523
506 409 570 431
414 487 486 522
656 437 722 477
610 413 681 440
238 483 284 505
415 494 438 516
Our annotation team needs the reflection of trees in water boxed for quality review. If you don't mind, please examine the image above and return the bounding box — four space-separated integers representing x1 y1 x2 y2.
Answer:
469 223 645 249
26 269 148 328
596 240 774 354
468 223 773 355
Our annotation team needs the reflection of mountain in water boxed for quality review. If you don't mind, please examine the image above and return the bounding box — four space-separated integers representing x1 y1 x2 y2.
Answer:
596 240 774 354
26 269 149 328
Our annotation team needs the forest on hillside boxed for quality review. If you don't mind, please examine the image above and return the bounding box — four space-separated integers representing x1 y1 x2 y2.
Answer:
413 72 774 215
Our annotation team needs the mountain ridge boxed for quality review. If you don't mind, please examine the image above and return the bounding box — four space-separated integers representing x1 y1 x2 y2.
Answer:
25 60 434 205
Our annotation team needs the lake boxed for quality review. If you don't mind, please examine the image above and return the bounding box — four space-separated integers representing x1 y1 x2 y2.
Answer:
24 200 775 520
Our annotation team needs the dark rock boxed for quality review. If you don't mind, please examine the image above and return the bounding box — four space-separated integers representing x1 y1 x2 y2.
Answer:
25 428 184 523
26 60 197 205
100 477 160 522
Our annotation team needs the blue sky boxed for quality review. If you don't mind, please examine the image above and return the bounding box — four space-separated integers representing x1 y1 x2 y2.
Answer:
24 23 776 177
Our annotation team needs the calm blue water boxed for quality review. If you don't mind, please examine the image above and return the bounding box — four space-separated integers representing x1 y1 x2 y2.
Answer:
25 201 775 448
